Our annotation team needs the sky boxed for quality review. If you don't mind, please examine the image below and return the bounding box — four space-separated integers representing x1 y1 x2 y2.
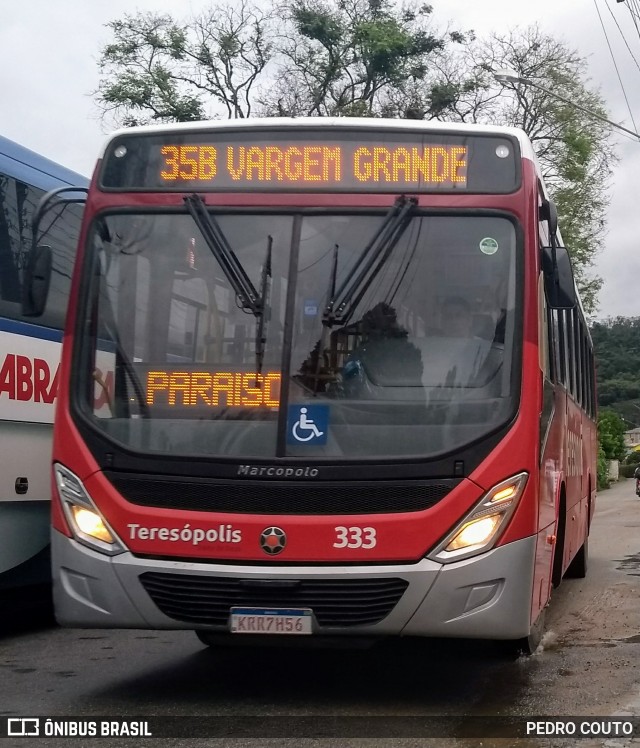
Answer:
2 0 639 320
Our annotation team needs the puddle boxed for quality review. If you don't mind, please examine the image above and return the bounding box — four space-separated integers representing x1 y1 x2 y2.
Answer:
615 552 640 573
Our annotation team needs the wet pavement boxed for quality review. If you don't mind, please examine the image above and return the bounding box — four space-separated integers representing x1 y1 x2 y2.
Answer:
1 478 639 747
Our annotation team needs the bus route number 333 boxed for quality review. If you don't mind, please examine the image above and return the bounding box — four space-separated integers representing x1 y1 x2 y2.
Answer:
333 526 377 549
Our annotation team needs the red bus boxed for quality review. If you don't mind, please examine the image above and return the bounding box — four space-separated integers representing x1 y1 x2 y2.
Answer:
30 119 597 653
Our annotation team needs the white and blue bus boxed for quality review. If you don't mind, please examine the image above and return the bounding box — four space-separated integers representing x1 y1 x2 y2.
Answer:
0 135 87 598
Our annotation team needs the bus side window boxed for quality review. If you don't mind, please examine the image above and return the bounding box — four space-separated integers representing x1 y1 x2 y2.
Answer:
554 308 567 387
0 175 23 308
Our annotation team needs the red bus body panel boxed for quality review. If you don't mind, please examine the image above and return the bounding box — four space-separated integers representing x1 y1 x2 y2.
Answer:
51 152 596 636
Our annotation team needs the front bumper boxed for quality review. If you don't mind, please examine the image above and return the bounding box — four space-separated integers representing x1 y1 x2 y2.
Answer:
52 530 536 640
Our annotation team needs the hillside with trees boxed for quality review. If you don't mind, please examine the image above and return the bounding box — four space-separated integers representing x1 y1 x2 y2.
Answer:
591 316 640 423
590 317 640 487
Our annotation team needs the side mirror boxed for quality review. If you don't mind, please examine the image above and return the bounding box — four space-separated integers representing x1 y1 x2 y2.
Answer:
22 245 52 316
540 196 576 309
542 244 577 309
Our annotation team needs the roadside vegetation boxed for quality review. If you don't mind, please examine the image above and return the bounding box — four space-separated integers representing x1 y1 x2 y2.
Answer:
590 318 640 489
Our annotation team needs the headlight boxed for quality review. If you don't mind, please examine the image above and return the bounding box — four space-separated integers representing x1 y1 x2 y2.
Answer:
428 472 528 563
54 464 124 555
70 506 114 543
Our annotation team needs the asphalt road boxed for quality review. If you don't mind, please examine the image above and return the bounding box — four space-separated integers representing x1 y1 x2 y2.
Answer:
1 477 639 748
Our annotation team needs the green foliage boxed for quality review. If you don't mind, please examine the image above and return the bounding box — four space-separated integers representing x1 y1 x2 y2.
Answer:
624 451 640 466
95 10 614 314
98 14 205 124
96 4 275 123
590 317 640 481
263 0 453 117
590 318 640 428
597 409 627 462
593 322 628 476
597 379 640 407
596 444 609 491
590 317 640 382
515 56 612 317
292 4 342 46
432 27 614 315
619 462 638 478
96 0 465 124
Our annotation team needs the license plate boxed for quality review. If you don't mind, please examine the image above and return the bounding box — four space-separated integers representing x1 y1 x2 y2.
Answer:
230 607 313 635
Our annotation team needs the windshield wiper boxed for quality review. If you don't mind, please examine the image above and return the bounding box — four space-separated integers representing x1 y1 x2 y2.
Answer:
322 195 417 328
184 194 262 314
184 194 273 375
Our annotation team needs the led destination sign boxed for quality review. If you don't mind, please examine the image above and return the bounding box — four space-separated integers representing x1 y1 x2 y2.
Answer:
145 369 281 409
159 144 467 186
101 130 519 193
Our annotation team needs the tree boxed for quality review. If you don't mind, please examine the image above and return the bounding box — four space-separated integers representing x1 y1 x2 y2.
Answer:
428 27 615 315
96 0 468 124
96 15 613 312
96 2 275 125
258 0 464 118
598 409 627 462
588 316 640 429
596 443 609 491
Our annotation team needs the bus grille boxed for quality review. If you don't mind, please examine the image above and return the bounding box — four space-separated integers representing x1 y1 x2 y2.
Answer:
139 572 409 627
104 473 458 514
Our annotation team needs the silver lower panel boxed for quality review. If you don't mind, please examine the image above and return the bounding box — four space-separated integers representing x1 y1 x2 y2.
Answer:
52 531 536 640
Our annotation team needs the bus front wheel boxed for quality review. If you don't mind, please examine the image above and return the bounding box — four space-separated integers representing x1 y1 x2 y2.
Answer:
506 608 546 657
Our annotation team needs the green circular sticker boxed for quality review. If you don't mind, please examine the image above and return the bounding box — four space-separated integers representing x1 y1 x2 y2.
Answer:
479 237 499 255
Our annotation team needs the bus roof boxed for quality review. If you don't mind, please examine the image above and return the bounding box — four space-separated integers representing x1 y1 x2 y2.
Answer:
0 134 88 191
98 118 538 162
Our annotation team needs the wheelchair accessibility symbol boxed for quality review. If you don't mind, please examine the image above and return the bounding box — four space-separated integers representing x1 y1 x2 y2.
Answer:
287 404 329 445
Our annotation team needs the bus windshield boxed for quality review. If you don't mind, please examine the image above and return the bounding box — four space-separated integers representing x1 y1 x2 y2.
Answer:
75 209 520 460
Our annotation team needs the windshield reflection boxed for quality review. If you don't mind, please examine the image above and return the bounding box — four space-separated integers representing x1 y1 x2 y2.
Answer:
78 210 519 460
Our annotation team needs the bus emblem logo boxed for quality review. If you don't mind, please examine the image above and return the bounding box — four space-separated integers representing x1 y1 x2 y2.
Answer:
260 527 287 555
